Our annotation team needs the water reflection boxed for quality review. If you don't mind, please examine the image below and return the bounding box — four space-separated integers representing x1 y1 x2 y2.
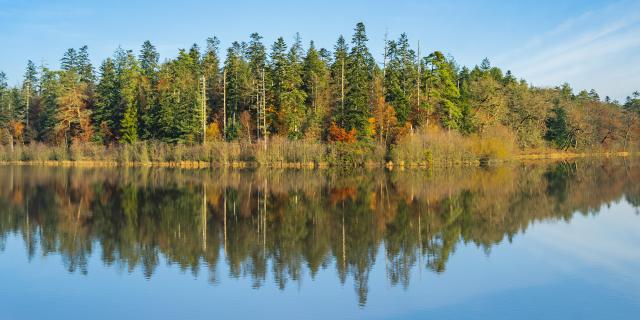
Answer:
0 160 638 306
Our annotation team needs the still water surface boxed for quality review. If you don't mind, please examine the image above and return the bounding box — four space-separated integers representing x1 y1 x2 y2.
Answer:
0 160 639 319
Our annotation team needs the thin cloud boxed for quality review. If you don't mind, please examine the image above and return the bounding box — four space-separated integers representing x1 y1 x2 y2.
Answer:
497 0 640 100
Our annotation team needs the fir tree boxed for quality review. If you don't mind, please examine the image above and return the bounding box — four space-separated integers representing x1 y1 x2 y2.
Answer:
343 22 374 136
280 33 307 139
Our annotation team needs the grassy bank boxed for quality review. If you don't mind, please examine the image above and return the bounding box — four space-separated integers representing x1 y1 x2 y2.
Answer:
0 132 635 169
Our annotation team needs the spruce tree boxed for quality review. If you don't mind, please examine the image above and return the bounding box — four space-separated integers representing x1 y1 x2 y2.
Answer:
280 33 306 139
117 50 140 143
94 58 119 143
138 40 160 139
423 51 461 129
76 45 95 84
302 41 330 137
270 37 288 118
344 22 374 137
330 36 348 128
202 37 221 130
223 42 251 139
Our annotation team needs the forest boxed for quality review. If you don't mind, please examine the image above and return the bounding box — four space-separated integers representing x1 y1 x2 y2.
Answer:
1 23 639 166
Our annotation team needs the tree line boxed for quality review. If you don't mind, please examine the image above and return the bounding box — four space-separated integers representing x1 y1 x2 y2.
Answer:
1 22 639 153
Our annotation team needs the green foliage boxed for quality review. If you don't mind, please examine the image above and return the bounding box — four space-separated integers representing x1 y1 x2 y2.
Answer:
0 23 637 160
423 51 461 129
342 23 374 136
385 33 417 124
545 100 575 149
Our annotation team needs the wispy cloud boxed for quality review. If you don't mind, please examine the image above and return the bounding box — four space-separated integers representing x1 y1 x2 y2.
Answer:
497 0 640 100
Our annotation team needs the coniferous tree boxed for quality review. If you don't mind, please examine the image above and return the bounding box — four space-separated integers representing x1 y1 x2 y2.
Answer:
223 42 251 140
545 100 574 149
343 23 374 137
423 51 461 129
202 37 222 135
330 36 348 128
279 33 306 139
76 45 95 84
384 33 417 125
138 41 160 139
0 72 8 124
36 67 61 142
246 33 268 137
22 61 39 138
94 58 119 143
302 41 331 138
116 50 141 143
61 48 78 72
270 37 288 124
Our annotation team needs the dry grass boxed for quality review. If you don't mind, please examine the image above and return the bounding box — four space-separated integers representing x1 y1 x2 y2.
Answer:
391 125 516 166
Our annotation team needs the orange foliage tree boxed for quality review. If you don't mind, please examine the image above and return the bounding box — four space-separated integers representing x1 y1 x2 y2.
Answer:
328 122 357 143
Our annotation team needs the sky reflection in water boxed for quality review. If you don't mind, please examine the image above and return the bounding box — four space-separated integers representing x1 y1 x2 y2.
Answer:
0 160 639 319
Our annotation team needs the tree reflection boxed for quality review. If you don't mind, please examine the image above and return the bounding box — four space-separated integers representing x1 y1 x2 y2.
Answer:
0 159 638 305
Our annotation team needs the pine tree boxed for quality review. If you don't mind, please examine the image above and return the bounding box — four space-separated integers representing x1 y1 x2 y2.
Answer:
384 34 418 125
202 37 221 136
0 72 8 125
20 60 39 134
76 45 95 84
246 33 268 137
138 40 160 139
545 100 574 149
117 50 140 143
61 48 78 72
223 42 251 140
343 22 374 137
280 33 307 139
423 51 461 129
302 41 331 138
330 36 348 127
36 67 62 142
94 58 119 143
270 37 288 118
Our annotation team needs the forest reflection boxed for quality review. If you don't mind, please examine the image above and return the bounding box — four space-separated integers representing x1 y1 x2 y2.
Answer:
0 160 638 306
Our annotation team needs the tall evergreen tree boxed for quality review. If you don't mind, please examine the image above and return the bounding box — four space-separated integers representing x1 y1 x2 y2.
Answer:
76 45 95 84
270 37 288 118
223 42 251 139
279 33 307 138
116 50 140 143
61 48 78 72
343 23 374 136
302 41 331 137
330 36 348 127
36 67 62 142
138 40 160 139
19 61 39 132
423 51 461 129
545 100 575 149
202 37 221 128
246 33 268 136
94 58 119 143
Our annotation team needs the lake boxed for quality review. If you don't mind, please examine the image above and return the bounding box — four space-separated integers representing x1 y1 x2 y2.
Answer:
0 160 639 319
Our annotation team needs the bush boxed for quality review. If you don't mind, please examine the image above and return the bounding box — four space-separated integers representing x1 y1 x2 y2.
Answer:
391 125 516 166
255 136 326 165
326 141 384 168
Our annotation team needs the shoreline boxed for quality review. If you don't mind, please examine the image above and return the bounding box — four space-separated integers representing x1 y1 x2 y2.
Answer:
0 151 634 169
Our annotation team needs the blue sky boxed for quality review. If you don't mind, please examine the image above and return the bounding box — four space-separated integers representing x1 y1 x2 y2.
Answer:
1 0 639 100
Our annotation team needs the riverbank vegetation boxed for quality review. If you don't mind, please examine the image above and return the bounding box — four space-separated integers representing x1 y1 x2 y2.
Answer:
1 23 639 167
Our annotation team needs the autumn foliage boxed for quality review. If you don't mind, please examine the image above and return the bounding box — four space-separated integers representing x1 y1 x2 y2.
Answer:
328 122 357 143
